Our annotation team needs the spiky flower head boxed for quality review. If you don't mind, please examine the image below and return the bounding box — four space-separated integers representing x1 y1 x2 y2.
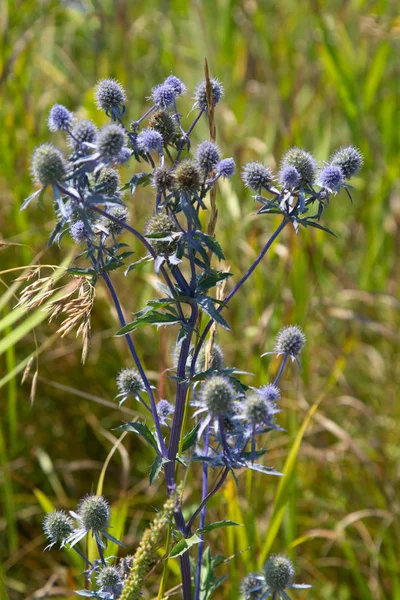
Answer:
200 375 235 417
164 74 187 96
174 159 201 194
196 141 221 172
152 165 175 192
216 157 236 179
102 205 129 236
151 83 176 109
70 220 94 245
194 78 224 112
275 325 306 358
69 119 98 149
240 572 266 599
78 494 110 532
48 104 73 132
264 555 295 591
96 565 123 594
319 164 344 192
243 393 274 425
281 147 317 185
157 399 175 425
114 146 132 164
117 368 144 398
137 128 163 154
330 146 363 179
258 383 280 405
145 211 180 256
95 78 126 112
196 343 224 373
96 124 126 160
148 109 178 145
242 161 273 192
97 167 120 195
279 165 301 189
43 510 73 548
31 143 66 186
119 555 134 579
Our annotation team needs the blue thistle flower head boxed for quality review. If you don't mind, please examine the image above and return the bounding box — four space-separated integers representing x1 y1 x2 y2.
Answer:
78 494 110 532
281 147 317 185
319 164 344 192
95 78 126 112
242 393 276 426
164 74 187 96
70 220 93 245
96 124 126 160
102 206 129 236
114 146 132 164
96 565 123 595
196 342 225 373
275 325 306 359
43 510 73 549
48 104 73 132
264 555 295 591
200 375 235 417
194 78 224 112
151 83 176 109
31 143 67 186
330 145 363 179
97 166 120 195
116 367 144 403
137 128 163 154
258 383 280 404
240 572 266 599
242 161 273 192
196 140 221 172
157 399 175 425
279 165 301 189
216 157 236 179
68 119 98 149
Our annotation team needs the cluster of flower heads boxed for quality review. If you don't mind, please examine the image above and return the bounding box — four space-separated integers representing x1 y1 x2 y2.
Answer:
240 555 311 599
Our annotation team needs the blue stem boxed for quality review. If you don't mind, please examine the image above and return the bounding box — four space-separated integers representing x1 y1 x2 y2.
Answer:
273 354 288 386
194 425 210 600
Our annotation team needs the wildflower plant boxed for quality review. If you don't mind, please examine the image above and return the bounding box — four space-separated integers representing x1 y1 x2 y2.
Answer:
20 65 363 599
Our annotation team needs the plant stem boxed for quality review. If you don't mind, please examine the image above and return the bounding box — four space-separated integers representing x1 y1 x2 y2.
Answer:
186 467 229 534
273 354 288 385
194 425 210 600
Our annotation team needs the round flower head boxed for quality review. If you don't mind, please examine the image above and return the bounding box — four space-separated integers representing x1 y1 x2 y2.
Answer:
242 161 273 192
145 211 180 256
69 119 98 149
96 565 123 594
281 147 317 185
330 145 363 179
148 110 179 145
200 375 235 417
196 141 221 173
95 78 126 112
279 165 301 189
164 74 187 96
194 78 224 112
174 159 201 194
97 166 120 195
258 383 280 405
243 393 275 426
196 342 224 373
216 157 235 179
240 572 266 599
151 83 176 109
31 143 66 186
117 367 144 401
157 399 175 425
96 124 126 160
114 146 132 164
102 205 129 236
137 128 163 154
70 220 94 245
319 164 344 192
152 165 175 192
78 494 110 532
43 510 73 548
48 104 73 132
264 555 295 591
275 325 306 359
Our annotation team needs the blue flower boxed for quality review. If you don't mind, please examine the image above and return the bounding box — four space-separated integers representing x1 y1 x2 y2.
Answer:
137 128 163 154
330 145 363 179
216 158 236 179
196 141 221 172
194 78 224 112
151 83 176 109
279 165 301 189
164 74 187 96
319 164 344 192
95 78 126 112
48 104 73 132
242 161 273 192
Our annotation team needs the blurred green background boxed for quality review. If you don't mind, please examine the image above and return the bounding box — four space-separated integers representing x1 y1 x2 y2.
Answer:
1 0 399 598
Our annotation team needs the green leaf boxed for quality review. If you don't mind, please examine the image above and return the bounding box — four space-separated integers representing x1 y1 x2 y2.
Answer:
299 219 337 237
197 271 232 293
197 520 241 535
194 232 225 260
149 455 163 485
182 423 200 451
124 172 152 194
67 266 97 277
116 421 159 453
196 295 230 330
115 311 181 335
169 534 202 558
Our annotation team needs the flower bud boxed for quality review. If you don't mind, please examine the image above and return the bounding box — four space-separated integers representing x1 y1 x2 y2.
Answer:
281 147 317 185
196 141 221 172
96 124 126 160
102 206 129 236
48 104 73 132
96 565 123 594
137 128 163 154
145 212 180 256
95 78 126 112
258 383 280 404
240 572 265 599
69 119 98 149
174 159 201 194
274 325 306 358
117 367 144 398
31 144 66 186
216 158 235 179
242 161 273 192
43 510 73 546
152 165 175 192
152 83 176 109
148 110 179 145
319 164 344 192
264 555 295 591
164 74 187 96
330 146 363 179
279 165 301 189
78 494 110 532
157 399 175 425
97 166 120 195
243 393 273 425
196 343 224 373
69 220 94 245
200 375 235 417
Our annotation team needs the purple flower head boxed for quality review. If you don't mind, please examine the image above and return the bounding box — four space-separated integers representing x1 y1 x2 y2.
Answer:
258 383 280 405
164 74 187 96
152 83 176 109
330 146 363 179
196 140 221 172
279 165 301 189
70 220 93 245
95 78 126 112
157 399 175 425
242 161 273 192
96 565 123 595
264 555 295 591
48 104 73 132
275 325 306 359
96 124 126 160
137 128 163 154
68 119 98 149
319 164 344 192
114 146 132 164
281 147 317 185
194 78 224 112
216 158 236 179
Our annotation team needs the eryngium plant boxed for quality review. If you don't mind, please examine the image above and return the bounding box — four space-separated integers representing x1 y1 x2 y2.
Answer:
20 68 362 599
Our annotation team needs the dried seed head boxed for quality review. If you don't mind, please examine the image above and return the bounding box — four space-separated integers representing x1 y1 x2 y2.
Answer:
48 104 73 132
281 147 317 185
137 128 163 154
240 572 265 599
95 78 126 112
194 78 224 112
102 206 129 236
200 375 235 417
264 555 295 591
145 211 179 256
97 167 121 195
43 510 73 546
117 367 144 397
31 144 66 186
242 161 273 192
152 165 175 192
96 124 126 160
274 325 306 358
196 141 221 172
330 146 363 179
174 159 201 194
78 494 110 532
319 164 344 192
96 565 123 594
148 110 179 145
